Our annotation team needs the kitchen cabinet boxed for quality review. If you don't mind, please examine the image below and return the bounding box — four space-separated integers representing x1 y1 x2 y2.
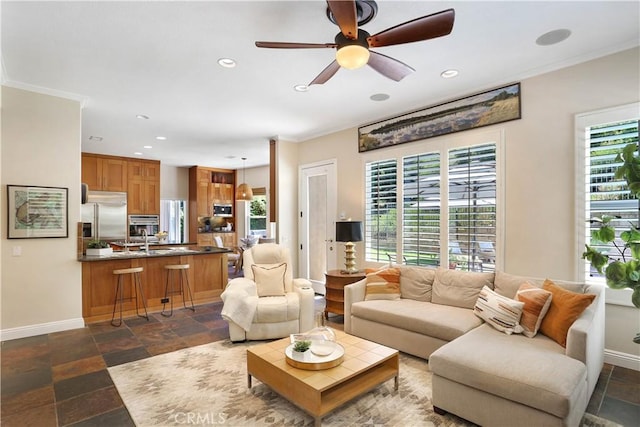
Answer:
196 232 235 248
189 166 236 243
81 154 127 192
128 160 160 181
127 160 161 215
81 251 228 323
197 233 213 247
214 232 236 248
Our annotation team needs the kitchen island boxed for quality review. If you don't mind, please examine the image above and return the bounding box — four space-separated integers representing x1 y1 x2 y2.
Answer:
80 246 230 323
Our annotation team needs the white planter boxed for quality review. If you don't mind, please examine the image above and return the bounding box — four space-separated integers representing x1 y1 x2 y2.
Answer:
86 247 113 256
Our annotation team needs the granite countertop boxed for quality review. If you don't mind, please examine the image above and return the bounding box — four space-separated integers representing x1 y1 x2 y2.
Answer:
79 246 230 262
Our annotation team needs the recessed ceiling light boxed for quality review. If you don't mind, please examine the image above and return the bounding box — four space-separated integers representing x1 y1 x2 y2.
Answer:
155 136 167 140
218 58 236 68
225 155 236 159
440 69 459 79
370 93 390 101
294 84 309 92
88 136 103 142
536 29 571 46
136 114 149 120
134 152 143 156
143 145 152 149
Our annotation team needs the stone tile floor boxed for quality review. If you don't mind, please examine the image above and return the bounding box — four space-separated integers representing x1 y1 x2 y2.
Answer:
1 296 638 426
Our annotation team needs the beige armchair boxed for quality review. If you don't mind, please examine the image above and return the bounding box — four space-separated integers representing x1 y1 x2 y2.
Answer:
221 243 315 341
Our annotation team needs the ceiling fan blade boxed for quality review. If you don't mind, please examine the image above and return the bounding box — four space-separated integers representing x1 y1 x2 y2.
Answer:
367 51 415 82
326 0 358 39
309 60 341 85
255 41 337 49
367 8 455 48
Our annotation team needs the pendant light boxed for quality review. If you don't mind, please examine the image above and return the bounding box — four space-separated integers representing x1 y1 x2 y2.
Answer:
236 157 253 201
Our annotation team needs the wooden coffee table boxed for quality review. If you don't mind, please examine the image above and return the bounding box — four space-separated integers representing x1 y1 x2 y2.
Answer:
246 330 399 426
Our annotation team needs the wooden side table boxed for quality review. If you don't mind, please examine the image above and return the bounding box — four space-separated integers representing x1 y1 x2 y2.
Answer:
324 269 366 319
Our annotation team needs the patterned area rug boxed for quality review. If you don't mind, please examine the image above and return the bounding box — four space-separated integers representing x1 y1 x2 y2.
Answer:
109 340 620 427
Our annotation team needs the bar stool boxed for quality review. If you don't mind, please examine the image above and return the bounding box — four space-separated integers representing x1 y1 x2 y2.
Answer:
161 264 195 317
111 267 149 327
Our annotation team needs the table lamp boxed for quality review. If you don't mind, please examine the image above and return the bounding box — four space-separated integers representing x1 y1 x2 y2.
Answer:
335 221 363 274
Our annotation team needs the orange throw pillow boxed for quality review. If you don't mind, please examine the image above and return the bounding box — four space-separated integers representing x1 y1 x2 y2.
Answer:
539 279 596 347
364 267 401 300
515 282 553 338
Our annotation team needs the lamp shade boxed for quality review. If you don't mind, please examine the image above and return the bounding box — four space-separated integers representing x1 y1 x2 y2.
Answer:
336 221 363 242
236 183 253 201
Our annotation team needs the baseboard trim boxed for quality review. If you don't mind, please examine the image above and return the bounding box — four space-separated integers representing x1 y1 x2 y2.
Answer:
604 348 640 371
1 318 86 342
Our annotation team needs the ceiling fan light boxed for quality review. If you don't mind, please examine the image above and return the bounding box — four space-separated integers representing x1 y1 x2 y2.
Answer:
336 45 370 70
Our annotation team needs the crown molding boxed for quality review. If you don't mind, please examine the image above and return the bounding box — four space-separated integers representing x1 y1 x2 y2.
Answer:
2 79 89 108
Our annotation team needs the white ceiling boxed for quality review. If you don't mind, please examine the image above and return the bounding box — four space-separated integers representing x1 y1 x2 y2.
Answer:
2 1 639 169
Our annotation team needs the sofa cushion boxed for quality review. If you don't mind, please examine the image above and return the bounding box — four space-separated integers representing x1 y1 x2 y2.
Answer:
429 324 588 419
364 267 401 300
351 299 482 342
254 292 299 323
540 279 596 347
516 282 553 338
432 268 495 309
473 286 524 335
494 270 586 299
398 265 435 302
252 263 287 297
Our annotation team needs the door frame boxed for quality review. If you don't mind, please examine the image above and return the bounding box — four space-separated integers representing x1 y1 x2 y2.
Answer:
298 159 338 294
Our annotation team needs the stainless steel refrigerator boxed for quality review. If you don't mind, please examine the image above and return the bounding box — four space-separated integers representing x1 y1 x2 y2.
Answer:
81 191 127 241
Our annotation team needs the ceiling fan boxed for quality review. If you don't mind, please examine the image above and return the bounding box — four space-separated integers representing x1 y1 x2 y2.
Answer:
255 0 455 85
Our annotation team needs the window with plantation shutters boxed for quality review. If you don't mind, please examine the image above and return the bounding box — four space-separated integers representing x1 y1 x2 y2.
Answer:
365 140 499 271
584 119 639 280
365 159 398 262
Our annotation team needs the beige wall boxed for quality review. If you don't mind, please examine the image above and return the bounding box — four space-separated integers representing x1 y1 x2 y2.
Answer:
275 140 299 274
160 165 189 200
1 86 83 338
297 47 640 362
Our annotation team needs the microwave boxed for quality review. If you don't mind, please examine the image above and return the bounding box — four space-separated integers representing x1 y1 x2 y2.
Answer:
213 204 233 217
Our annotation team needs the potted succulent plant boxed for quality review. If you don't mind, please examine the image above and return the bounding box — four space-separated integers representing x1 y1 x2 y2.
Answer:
86 239 112 256
292 339 311 356
582 143 640 343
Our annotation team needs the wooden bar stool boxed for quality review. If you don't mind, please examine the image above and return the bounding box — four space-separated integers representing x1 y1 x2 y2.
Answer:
161 264 195 317
111 267 149 327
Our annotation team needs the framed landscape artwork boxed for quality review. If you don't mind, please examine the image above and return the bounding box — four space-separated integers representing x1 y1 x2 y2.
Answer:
7 185 68 238
358 82 521 153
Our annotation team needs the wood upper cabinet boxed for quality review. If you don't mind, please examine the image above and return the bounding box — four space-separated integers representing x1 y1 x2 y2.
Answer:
128 160 160 181
127 160 161 215
198 181 211 216
81 154 127 192
189 166 236 243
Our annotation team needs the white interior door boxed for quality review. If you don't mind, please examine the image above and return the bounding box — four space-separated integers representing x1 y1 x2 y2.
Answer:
299 160 337 295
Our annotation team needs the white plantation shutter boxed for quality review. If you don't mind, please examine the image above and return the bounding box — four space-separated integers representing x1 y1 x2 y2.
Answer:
586 119 639 278
403 152 441 266
365 159 398 262
448 144 497 272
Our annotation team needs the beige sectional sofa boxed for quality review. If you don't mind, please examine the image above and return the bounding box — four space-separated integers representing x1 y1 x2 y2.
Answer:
344 266 605 427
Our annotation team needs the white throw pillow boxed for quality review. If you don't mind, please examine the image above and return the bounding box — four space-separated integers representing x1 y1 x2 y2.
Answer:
252 263 287 297
474 285 524 335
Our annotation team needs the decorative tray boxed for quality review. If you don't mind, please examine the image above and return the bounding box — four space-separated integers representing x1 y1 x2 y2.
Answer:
284 342 345 370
